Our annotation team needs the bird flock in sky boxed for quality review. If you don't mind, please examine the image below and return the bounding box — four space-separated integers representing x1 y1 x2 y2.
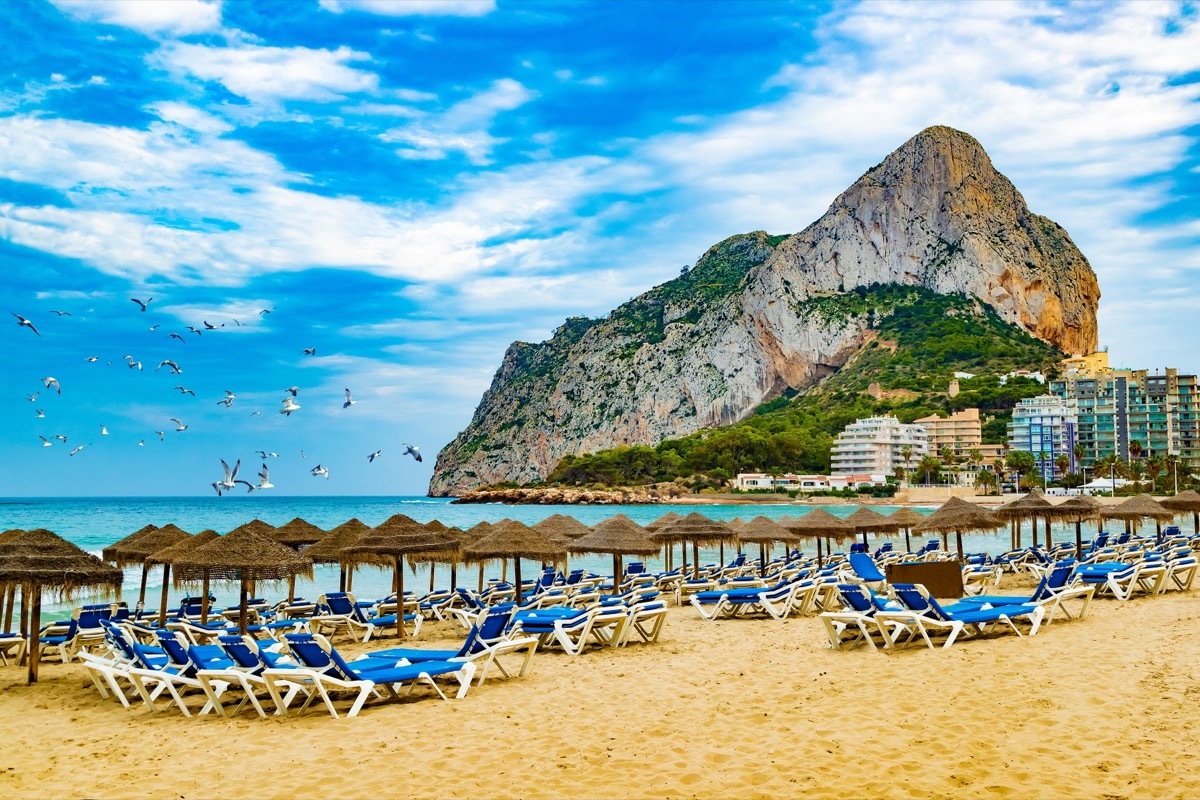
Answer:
11 301 422 495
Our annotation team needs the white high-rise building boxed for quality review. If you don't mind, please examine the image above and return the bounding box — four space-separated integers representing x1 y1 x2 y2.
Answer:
831 416 929 476
1007 395 1079 482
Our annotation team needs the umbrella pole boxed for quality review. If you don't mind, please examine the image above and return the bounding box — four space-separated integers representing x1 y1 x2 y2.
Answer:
0 584 8 633
18 586 28 638
450 563 458 592
396 556 406 639
613 554 621 595
288 575 296 605
430 564 437 593
955 530 964 560
347 565 355 593
760 544 767 577
861 531 868 549
239 578 249 636
1016 518 1021 549
137 563 149 611
339 566 347 592
904 526 911 554
941 533 949 552
719 542 725 566
816 536 823 568
1075 519 1083 559
692 541 700 579
201 573 210 625
27 586 41 685
514 558 522 605
478 563 484 593
1045 517 1052 550
158 565 171 627
1194 511 1198 536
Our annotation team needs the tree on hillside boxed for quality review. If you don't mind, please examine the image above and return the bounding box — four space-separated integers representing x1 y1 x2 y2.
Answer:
1006 451 1037 487
917 454 942 485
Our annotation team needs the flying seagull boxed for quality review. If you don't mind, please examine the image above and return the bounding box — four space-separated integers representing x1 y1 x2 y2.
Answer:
26 392 38 402
186 326 202 336
54 434 67 443
170 418 188 432
255 463 274 490
217 390 236 408
100 425 109 436
168 332 185 342
155 431 164 441
284 386 299 396
138 440 144 447
310 464 329 480
203 320 222 330
127 360 142 371
403 443 422 463
85 356 97 362
156 360 182 375
42 377 61 394
302 348 315 356
343 388 357 409
50 310 71 317
130 297 152 312
216 458 254 494
255 450 279 459
174 386 195 396
300 450 306 459
69 443 91 456
39 436 52 447
259 306 275 316
149 325 160 331
11 313 40 337
35 408 44 418
368 450 382 463
249 410 263 417
280 397 301 416
232 319 242 327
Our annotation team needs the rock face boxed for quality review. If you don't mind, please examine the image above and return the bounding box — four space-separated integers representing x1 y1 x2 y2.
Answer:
430 126 1100 496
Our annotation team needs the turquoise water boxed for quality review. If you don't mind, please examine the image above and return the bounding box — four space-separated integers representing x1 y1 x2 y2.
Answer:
0 496 1118 615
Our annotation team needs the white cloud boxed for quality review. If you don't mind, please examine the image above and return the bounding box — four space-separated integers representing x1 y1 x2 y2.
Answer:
382 78 535 164
51 0 222 37
154 42 378 103
318 0 495 17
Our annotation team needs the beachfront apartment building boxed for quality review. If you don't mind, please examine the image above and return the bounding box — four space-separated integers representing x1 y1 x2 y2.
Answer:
1048 367 1200 465
1007 395 1078 482
830 416 928 476
915 408 982 454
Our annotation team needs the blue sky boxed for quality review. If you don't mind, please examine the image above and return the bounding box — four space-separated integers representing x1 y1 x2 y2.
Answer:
1 0 1198 497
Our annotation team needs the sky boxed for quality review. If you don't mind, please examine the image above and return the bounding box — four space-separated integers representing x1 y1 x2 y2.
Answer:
1 0 1198 497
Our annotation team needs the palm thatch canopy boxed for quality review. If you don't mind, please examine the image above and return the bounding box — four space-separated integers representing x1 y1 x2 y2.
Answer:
844 506 902 532
645 511 682 532
888 507 928 527
649 512 736 545
782 508 857 541
1 529 27 544
461 520 567 563
994 489 1055 520
101 523 160 563
227 519 275 537
146 529 220 565
341 530 446 569
1100 494 1174 521
270 517 327 547
0 528 124 596
172 528 312 584
105 527 193 568
570 515 660 557
303 523 370 565
533 514 593 540
1160 490 1200 512
1054 495 1102 520
406 527 466 565
422 519 451 533
912 497 1002 534
374 513 422 534
736 516 801 544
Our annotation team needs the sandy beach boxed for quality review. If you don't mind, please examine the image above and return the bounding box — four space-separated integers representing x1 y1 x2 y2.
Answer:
1 570 1198 800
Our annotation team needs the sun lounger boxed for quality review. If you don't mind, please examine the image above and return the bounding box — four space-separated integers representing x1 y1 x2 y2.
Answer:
819 584 909 651
368 607 538 684
883 583 1045 649
955 563 1094 624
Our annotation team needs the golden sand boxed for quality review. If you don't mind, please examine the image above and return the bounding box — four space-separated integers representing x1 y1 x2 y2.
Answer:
1 580 1198 800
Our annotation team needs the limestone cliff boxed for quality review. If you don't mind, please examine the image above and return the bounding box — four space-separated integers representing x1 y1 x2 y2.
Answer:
429 126 1100 495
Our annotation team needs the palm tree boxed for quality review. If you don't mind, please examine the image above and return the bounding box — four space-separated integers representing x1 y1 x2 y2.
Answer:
1145 455 1164 494
1127 459 1146 493
974 469 999 496
939 446 959 486
1129 439 1143 461
993 457 1008 493
1073 442 1087 469
900 445 914 487
1054 453 1070 482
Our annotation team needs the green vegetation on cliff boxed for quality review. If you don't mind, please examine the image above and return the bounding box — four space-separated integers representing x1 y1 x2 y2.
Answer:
541 285 1062 488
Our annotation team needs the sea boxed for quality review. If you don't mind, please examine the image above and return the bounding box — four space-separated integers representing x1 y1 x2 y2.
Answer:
0 495 1099 617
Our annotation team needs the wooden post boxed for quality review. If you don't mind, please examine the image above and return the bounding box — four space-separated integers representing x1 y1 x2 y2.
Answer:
450 563 458 592
395 556 406 638
760 544 767 577
347 565 355 592
719 542 725 567
239 578 249 636
0 584 8 633
477 563 484 592
860 531 868 549
19 588 28 638
691 541 700 579
201 572 210 625
1074 519 1083 560
612 554 621 595
27 586 41 685
1045 517 1052 550
339 566 347 592
904 526 911 553
816 536 824 568
137 563 149 609
513 558 522 605
287 574 296 605
955 531 964 560
158 564 171 627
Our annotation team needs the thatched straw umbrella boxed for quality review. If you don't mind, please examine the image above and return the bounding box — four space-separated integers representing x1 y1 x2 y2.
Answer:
147 529 219 624
1 529 26 634
570 515 660 590
406 523 466 592
1160 490 1200 535
1054 496 1101 558
234 518 276 537
844 506 902 550
304 518 371 591
912 497 1003 559
461 521 565 604
888 507 927 553
342 530 454 637
781 508 856 567
173 528 311 635
1101 494 1175 538
645 512 682 531
533 514 593 540
0 529 123 684
995 489 1056 550
736 517 801 576
461 522 496 591
269 518 326 603
101 524 159 606
650 513 737 578
105 526 192 615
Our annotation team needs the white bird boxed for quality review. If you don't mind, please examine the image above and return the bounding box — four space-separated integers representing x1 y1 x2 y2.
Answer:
100 425 109 436
300 450 306 459
186 326 202 336
232 319 242 327
302 348 316 356
85 356 97 362
203 320 222 330
149 325 160 331
310 464 329 479
127 360 142 371
42 377 61 394
255 450 279 459
211 481 223 497
50 310 71 317
156 360 182 375
39 436 52 447
403 443 423 463
170 418 188 432
69 443 91 456
11 313 40 337
343 388 357 408
284 386 299 396
249 411 263 417
123 354 134 361
255 463 274 490
26 392 38 402
138 440 144 447
168 333 185 343
174 386 195 396
130 297 152 312
368 450 382 463
35 408 44 418
217 390 236 408
280 397 301 416
54 434 67 443
217 458 254 493
155 431 164 441
259 307 275 316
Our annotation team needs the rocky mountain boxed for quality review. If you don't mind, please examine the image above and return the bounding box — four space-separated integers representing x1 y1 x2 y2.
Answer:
429 126 1100 496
